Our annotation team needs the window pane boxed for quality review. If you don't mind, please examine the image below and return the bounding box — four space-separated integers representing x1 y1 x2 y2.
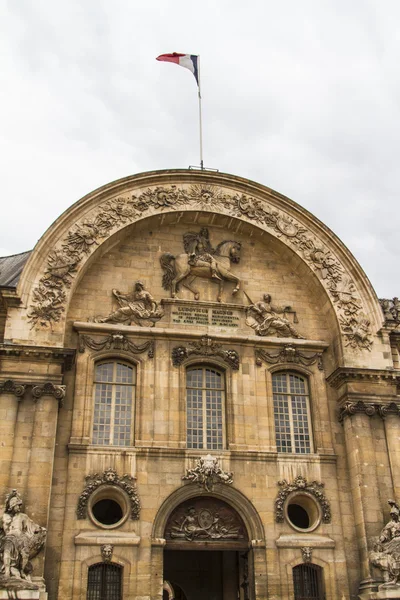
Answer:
273 372 311 454
186 366 225 450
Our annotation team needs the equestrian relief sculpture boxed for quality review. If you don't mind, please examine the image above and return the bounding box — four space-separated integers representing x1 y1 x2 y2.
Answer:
160 228 241 302
0 489 46 590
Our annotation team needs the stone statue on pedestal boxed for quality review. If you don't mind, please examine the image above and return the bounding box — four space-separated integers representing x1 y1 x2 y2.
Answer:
0 489 46 591
370 500 400 588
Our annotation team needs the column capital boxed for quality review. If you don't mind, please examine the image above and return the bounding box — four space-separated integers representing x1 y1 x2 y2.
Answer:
0 380 66 405
338 400 376 423
0 379 26 399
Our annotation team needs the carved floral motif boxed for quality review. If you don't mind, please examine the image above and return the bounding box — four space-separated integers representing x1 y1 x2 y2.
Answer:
275 475 331 524
172 335 239 370
28 184 372 350
182 455 233 491
77 467 140 520
255 344 323 370
79 332 154 358
0 489 46 590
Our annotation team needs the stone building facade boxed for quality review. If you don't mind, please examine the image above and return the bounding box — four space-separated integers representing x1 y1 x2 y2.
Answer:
0 169 399 600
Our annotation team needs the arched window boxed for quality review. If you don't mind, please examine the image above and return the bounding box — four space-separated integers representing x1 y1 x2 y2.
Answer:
272 372 313 454
87 563 122 600
293 564 325 600
92 361 135 446
186 366 225 450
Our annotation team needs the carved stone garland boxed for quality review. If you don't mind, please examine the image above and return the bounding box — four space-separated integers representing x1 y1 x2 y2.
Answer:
275 475 331 524
255 344 323 370
172 335 239 370
28 184 372 350
182 454 234 491
77 467 140 520
79 331 154 358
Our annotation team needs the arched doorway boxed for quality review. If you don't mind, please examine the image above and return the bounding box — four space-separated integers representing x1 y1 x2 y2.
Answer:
163 496 250 600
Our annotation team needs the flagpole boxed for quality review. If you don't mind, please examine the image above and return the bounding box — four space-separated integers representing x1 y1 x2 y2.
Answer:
197 56 204 170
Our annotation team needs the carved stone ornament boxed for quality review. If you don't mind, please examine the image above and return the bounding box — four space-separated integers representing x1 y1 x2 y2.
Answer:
182 455 234 492
0 489 47 590
165 497 247 543
101 544 114 563
172 335 239 370
27 184 373 350
160 227 241 302
370 500 400 588
245 293 305 338
275 475 331 524
301 547 313 563
92 281 164 327
77 467 140 520
79 331 154 358
339 313 372 351
380 297 400 325
255 344 323 370
339 401 377 423
0 380 26 398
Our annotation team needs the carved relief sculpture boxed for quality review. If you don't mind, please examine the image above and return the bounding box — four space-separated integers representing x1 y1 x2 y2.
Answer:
93 281 164 327
77 467 140 520
380 297 400 325
301 547 313 563
160 228 241 302
172 335 239 370
370 500 400 588
255 344 323 370
0 489 46 590
101 544 114 563
245 293 305 338
79 331 154 358
182 455 234 491
275 475 331 523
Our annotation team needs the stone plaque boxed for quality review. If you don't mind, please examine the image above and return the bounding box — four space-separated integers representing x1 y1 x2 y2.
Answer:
211 308 240 328
172 306 209 325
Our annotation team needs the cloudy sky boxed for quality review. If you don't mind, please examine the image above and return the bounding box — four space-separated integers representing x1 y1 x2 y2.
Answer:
1 1 399 297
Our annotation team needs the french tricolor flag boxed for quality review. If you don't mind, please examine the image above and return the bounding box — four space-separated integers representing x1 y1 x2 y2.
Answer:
156 53 199 86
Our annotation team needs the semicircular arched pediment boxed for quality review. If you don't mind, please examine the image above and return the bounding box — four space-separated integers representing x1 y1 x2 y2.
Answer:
15 170 382 356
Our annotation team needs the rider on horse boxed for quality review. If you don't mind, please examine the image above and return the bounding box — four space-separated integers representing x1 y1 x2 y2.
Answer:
183 228 221 280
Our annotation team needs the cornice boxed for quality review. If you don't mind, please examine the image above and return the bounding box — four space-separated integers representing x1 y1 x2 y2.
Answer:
327 367 400 389
0 344 75 370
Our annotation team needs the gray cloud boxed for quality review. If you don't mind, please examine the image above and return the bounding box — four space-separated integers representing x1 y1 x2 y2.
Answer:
0 0 399 296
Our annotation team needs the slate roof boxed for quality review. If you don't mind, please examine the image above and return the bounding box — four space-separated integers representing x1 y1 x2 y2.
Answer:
0 251 32 287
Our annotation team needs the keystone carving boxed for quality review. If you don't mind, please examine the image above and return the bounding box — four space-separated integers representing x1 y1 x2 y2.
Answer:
301 547 313 563
28 184 372 351
79 332 154 358
172 335 239 370
0 380 26 398
101 544 114 563
77 467 140 521
275 475 331 524
245 293 304 338
0 489 46 590
93 281 164 327
182 455 233 492
380 298 400 325
255 344 323 370
160 228 241 303
370 500 400 588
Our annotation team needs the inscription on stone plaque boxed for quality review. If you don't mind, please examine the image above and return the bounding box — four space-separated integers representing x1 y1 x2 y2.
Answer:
172 306 240 328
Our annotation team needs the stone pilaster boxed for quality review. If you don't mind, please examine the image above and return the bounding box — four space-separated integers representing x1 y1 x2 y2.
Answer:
341 405 383 592
379 404 400 502
0 381 25 494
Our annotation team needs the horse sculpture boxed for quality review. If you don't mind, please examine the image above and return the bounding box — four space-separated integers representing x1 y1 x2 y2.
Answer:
160 240 241 302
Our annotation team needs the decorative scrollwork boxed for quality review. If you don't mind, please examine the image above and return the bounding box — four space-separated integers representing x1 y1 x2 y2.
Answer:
182 455 233 492
255 344 323 370
171 336 239 370
28 184 372 350
79 332 154 358
275 475 331 524
0 380 26 398
31 382 66 405
76 467 140 521
339 401 377 423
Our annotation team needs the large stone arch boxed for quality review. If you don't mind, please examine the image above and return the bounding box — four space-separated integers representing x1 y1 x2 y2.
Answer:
8 169 384 364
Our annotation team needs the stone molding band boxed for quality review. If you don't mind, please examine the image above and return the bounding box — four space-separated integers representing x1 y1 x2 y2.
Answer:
0 379 66 405
339 401 400 423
